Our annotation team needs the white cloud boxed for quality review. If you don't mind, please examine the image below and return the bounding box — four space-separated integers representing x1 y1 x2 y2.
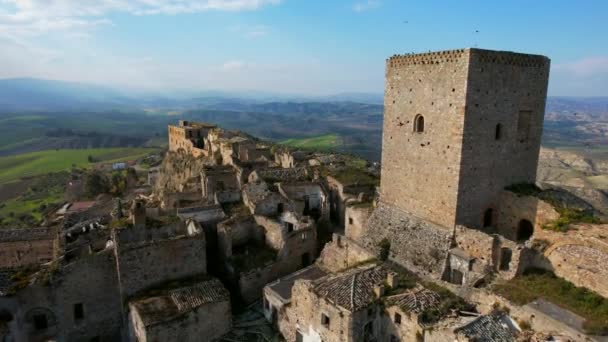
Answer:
0 0 281 37
553 56 608 76
550 56 608 96
230 24 270 38
220 60 247 72
352 0 380 12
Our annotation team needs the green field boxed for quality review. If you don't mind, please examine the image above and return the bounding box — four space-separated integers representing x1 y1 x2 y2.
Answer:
0 148 158 184
280 134 341 150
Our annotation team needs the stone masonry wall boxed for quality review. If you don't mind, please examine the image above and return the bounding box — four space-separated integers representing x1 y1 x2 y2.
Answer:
381 49 469 228
116 236 206 297
316 234 375 273
455 49 550 229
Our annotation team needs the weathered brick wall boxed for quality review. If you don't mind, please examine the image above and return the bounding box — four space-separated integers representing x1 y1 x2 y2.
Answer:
456 50 550 229
0 239 56 268
116 236 207 297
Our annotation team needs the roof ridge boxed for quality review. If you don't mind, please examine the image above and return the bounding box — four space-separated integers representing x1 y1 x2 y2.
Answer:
350 271 357 310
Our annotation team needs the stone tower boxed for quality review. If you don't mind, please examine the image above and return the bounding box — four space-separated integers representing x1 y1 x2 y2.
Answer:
381 48 550 229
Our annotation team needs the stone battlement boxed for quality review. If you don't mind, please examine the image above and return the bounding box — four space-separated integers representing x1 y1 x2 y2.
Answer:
388 48 549 68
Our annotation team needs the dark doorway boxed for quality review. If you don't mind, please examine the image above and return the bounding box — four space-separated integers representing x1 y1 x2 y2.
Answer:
483 208 493 228
301 253 311 267
517 219 534 241
500 247 512 271
303 196 310 215
450 269 464 285
277 203 284 215
33 314 48 330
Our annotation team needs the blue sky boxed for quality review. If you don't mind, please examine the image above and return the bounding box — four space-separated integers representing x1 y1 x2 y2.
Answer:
0 0 607 96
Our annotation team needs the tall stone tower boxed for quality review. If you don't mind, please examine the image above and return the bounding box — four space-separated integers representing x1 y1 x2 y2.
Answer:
381 48 550 229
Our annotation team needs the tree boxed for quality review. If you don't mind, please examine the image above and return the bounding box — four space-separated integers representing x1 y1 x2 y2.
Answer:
84 171 109 197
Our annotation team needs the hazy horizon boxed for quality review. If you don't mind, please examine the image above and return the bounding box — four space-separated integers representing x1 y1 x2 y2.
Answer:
1 1 607 96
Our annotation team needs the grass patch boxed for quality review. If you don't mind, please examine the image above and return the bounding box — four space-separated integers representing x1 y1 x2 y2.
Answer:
0 172 68 228
543 208 603 232
280 134 341 151
0 148 157 184
331 168 379 186
493 269 608 335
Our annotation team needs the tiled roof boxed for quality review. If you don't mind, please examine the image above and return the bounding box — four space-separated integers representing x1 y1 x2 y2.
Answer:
131 278 230 327
0 227 55 243
454 313 518 342
312 265 387 312
384 287 441 314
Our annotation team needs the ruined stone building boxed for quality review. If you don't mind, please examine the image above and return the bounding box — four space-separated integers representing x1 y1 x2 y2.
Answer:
0 228 59 268
168 120 216 157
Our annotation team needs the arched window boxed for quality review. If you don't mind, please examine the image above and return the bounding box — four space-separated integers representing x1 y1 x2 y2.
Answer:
483 208 493 228
413 115 425 133
495 124 502 140
516 219 534 241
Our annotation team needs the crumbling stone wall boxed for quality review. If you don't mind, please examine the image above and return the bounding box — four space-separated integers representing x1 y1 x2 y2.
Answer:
316 234 375 273
154 151 212 202
115 236 206 297
532 224 608 298
282 280 355 342
344 203 373 241
0 238 57 269
12 250 123 342
496 190 560 241
129 299 231 342
360 203 452 278
217 216 263 259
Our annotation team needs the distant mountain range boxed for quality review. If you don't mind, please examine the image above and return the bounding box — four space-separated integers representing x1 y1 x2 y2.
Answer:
0 77 606 160
0 78 385 111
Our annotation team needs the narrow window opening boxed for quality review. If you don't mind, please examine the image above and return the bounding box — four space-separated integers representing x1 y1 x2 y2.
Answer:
286 222 294 233
74 303 84 321
413 115 425 133
483 208 493 228
321 313 330 327
394 312 402 324
495 124 502 140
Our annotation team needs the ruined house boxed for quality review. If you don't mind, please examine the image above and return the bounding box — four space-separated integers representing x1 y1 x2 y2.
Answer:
0 228 59 268
168 120 216 157
128 278 231 342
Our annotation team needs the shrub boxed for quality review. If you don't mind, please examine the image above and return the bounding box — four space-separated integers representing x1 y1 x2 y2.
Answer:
378 238 391 261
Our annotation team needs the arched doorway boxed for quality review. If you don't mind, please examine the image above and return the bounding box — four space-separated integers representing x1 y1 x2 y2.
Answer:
516 219 534 241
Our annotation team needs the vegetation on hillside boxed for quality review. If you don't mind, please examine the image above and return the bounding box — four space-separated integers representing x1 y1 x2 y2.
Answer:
280 134 342 151
0 148 156 184
493 268 608 335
